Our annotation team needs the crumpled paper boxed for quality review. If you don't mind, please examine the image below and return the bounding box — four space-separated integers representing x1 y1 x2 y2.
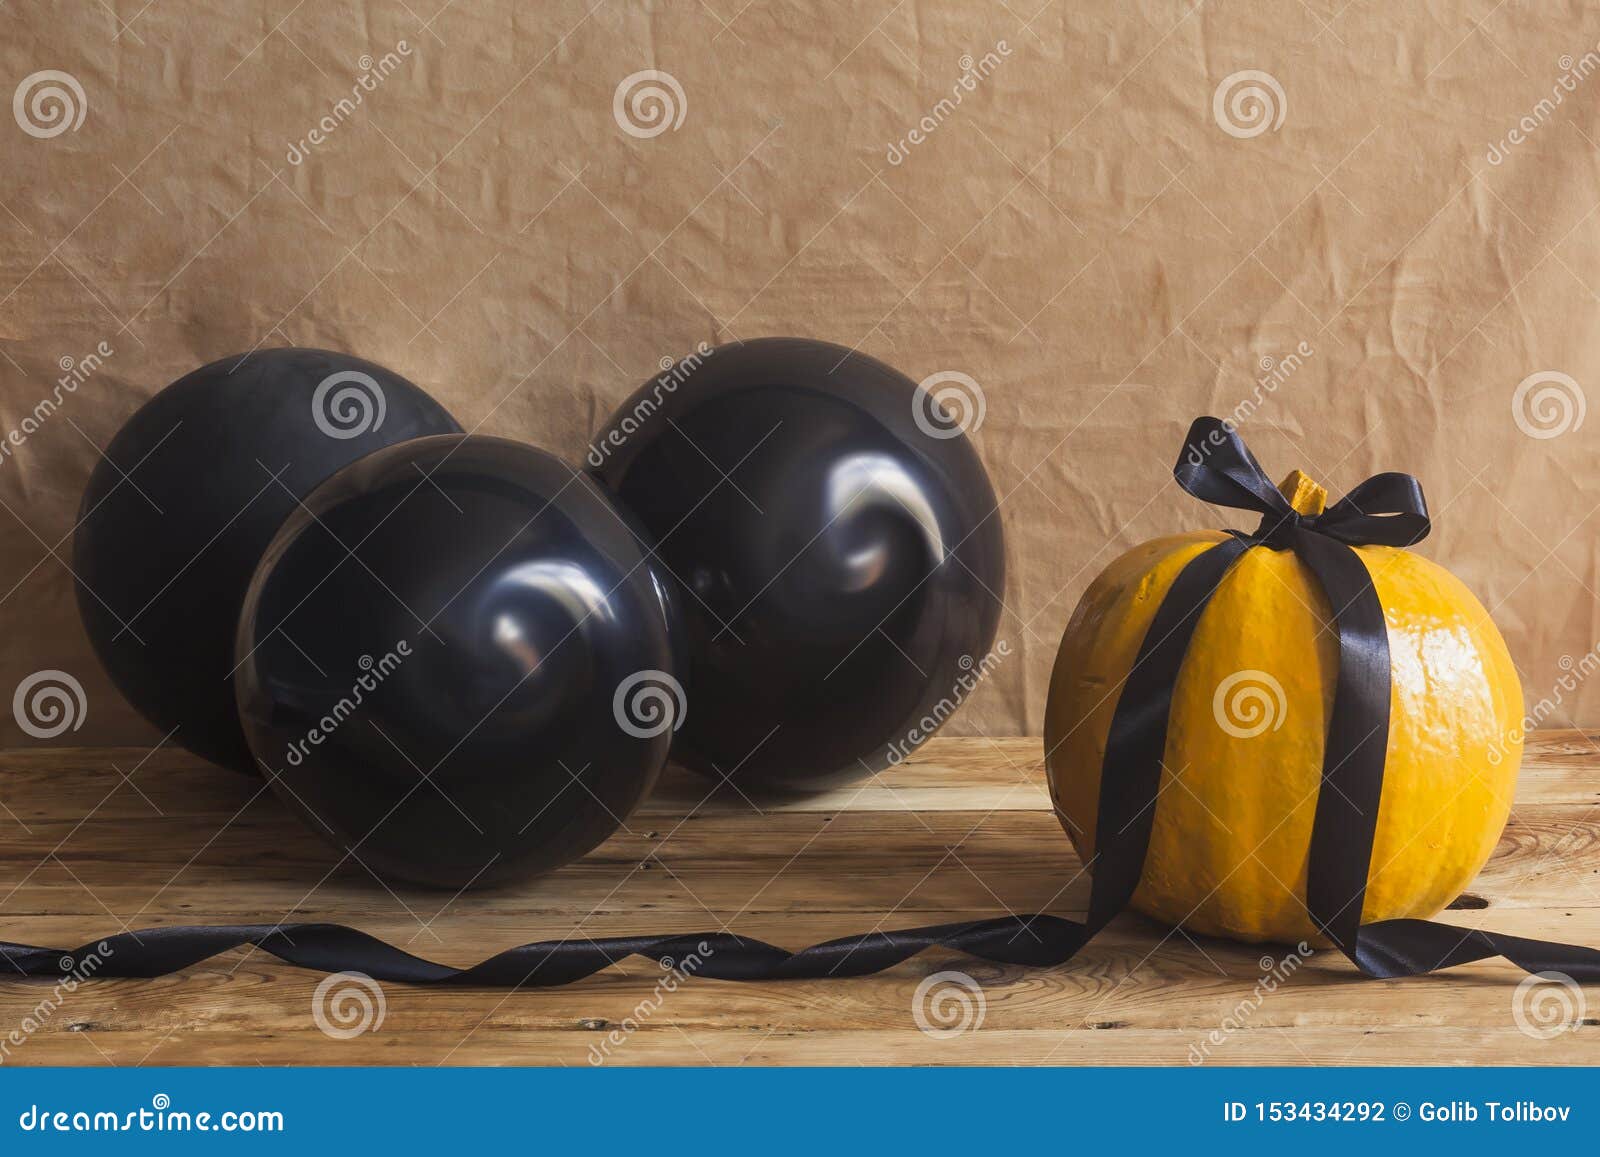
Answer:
2 1 1595 748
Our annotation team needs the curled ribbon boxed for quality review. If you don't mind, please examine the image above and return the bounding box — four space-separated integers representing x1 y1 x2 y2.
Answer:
4 418 1598 986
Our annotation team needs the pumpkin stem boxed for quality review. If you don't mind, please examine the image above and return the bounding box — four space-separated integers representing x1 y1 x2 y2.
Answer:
1277 469 1327 516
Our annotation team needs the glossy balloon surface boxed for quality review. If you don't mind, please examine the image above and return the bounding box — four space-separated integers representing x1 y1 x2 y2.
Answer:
235 435 678 888
592 337 1005 792
74 349 461 773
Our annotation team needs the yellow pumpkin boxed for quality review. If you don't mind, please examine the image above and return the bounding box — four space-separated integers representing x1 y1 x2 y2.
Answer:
1044 469 1523 945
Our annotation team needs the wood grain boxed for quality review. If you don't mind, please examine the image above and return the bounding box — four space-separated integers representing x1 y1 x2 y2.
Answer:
1 733 1598 1066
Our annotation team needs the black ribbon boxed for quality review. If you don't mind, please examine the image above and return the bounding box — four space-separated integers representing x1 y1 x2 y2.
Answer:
6 417 1599 987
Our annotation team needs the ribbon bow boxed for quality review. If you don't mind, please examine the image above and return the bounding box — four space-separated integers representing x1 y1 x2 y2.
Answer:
1175 416 1431 549
3 419 1598 987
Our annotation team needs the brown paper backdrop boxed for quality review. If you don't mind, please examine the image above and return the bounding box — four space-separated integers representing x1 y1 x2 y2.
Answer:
3 0 1598 749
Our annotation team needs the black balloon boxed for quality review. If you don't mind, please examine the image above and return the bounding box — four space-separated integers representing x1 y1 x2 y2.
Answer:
235 434 679 888
591 337 1005 792
74 348 460 773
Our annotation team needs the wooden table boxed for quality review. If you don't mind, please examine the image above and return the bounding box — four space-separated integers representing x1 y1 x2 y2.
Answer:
1 733 1596 1066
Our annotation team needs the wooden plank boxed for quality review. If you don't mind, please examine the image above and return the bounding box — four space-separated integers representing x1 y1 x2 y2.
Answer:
8 1027 1599 1068
1 732 1598 1066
